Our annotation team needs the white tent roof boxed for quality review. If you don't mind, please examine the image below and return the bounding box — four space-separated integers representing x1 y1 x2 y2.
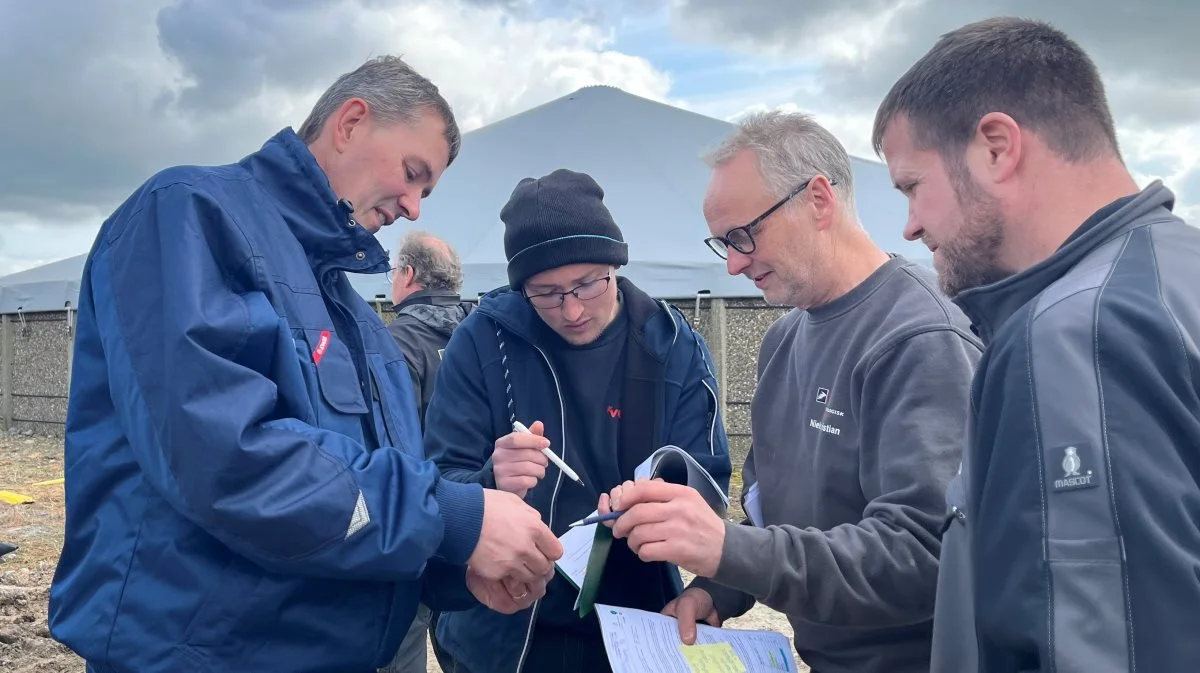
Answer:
0 254 85 314
350 85 927 300
1 85 927 314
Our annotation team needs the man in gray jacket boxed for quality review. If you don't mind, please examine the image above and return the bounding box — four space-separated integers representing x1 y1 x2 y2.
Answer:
873 16 1200 672
603 111 982 673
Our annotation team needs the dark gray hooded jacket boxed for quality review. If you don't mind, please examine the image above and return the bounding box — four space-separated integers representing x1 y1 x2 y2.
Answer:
387 290 475 430
935 181 1200 672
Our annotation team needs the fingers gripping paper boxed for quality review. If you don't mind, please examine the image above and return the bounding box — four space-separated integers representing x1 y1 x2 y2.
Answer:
595 604 798 673
634 445 729 518
554 445 730 618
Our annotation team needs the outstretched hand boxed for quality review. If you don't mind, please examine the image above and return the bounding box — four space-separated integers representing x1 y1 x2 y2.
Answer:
605 479 726 578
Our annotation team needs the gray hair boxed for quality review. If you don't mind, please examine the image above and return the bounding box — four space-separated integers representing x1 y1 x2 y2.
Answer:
298 55 462 166
705 110 857 218
396 229 463 293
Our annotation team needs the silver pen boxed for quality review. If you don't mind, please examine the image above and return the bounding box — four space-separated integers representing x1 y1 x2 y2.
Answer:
512 420 585 487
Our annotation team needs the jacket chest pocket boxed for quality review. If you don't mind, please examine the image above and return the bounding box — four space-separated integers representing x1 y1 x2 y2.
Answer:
294 328 369 432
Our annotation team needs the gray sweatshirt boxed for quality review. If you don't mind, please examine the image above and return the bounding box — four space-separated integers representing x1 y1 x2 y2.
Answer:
692 255 982 673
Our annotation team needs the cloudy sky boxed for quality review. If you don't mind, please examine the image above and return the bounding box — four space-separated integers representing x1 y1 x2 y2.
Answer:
1 0 1197 276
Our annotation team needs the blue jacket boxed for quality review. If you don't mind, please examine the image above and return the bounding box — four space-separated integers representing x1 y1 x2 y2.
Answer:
424 278 732 672
48 128 486 673
931 181 1200 672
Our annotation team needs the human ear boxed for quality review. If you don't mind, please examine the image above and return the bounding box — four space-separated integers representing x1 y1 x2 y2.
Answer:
974 112 1022 183
809 175 839 230
332 98 370 152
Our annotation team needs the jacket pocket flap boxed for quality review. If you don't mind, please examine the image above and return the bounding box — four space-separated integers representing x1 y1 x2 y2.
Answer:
1046 536 1123 563
302 329 368 415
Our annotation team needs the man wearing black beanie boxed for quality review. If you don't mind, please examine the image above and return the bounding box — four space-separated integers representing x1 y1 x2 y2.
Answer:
423 168 733 673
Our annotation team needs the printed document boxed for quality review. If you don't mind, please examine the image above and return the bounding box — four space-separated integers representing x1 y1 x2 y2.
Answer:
595 604 798 673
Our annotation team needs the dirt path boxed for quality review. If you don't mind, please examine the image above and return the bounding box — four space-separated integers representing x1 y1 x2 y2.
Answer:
0 434 803 672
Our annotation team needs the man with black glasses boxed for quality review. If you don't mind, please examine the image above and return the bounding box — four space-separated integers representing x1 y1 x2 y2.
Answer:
602 111 981 673
422 168 731 673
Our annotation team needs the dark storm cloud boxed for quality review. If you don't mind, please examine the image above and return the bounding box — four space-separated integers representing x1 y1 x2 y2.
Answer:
156 0 360 113
0 0 453 226
0 0 306 219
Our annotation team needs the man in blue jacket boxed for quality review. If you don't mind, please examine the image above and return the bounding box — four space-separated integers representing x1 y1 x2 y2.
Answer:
48 55 562 673
424 168 732 672
873 16 1200 672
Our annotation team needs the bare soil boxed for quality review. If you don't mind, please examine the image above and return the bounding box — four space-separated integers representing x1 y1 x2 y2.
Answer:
0 434 802 672
0 434 81 672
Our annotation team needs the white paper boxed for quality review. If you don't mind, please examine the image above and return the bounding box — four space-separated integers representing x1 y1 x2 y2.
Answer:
595 604 798 673
555 510 598 590
633 445 730 516
743 482 763 528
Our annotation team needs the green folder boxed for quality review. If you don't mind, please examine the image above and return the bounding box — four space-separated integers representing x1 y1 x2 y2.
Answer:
573 522 613 617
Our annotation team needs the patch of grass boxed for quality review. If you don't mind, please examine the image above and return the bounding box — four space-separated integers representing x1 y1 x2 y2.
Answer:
0 436 66 569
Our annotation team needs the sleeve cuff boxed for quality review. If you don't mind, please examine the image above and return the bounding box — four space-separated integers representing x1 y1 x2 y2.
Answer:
712 520 776 601
433 478 484 565
689 575 756 621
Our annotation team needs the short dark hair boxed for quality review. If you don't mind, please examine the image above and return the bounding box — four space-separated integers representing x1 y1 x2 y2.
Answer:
299 55 461 167
872 17 1120 166
396 230 462 293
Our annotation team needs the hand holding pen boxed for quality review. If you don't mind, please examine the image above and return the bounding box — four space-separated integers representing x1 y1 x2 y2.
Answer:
492 420 585 498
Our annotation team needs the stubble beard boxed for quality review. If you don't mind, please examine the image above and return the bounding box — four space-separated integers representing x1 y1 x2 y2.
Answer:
937 183 1011 298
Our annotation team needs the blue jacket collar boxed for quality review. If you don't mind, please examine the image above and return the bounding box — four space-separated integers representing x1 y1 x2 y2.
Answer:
239 127 389 274
474 276 678 361
953 180 1175 344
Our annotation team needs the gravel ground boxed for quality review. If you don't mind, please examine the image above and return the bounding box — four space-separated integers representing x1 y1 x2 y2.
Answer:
0 433 802 672
0 434 80 673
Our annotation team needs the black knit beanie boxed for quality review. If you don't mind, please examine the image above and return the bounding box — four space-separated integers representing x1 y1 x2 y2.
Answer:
501 168 628 289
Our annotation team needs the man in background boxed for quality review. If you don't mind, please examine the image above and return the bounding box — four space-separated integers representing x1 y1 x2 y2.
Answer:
604 111 980 673
387 229 476 428
381 229 475 672
874 16 1200 672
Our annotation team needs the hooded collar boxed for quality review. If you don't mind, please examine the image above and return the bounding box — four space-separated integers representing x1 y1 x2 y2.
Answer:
238 127 389 274
391 289 466 312
952 180 1176 344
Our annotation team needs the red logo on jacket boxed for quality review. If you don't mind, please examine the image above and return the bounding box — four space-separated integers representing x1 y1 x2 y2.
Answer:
312 330 331 365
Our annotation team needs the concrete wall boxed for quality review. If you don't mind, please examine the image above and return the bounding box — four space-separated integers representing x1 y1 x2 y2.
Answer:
1 311 74 436
0 295 789 459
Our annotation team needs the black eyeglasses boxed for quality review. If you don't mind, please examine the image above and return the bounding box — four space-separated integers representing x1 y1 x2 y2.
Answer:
703 176 835 259
524 274 612 309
